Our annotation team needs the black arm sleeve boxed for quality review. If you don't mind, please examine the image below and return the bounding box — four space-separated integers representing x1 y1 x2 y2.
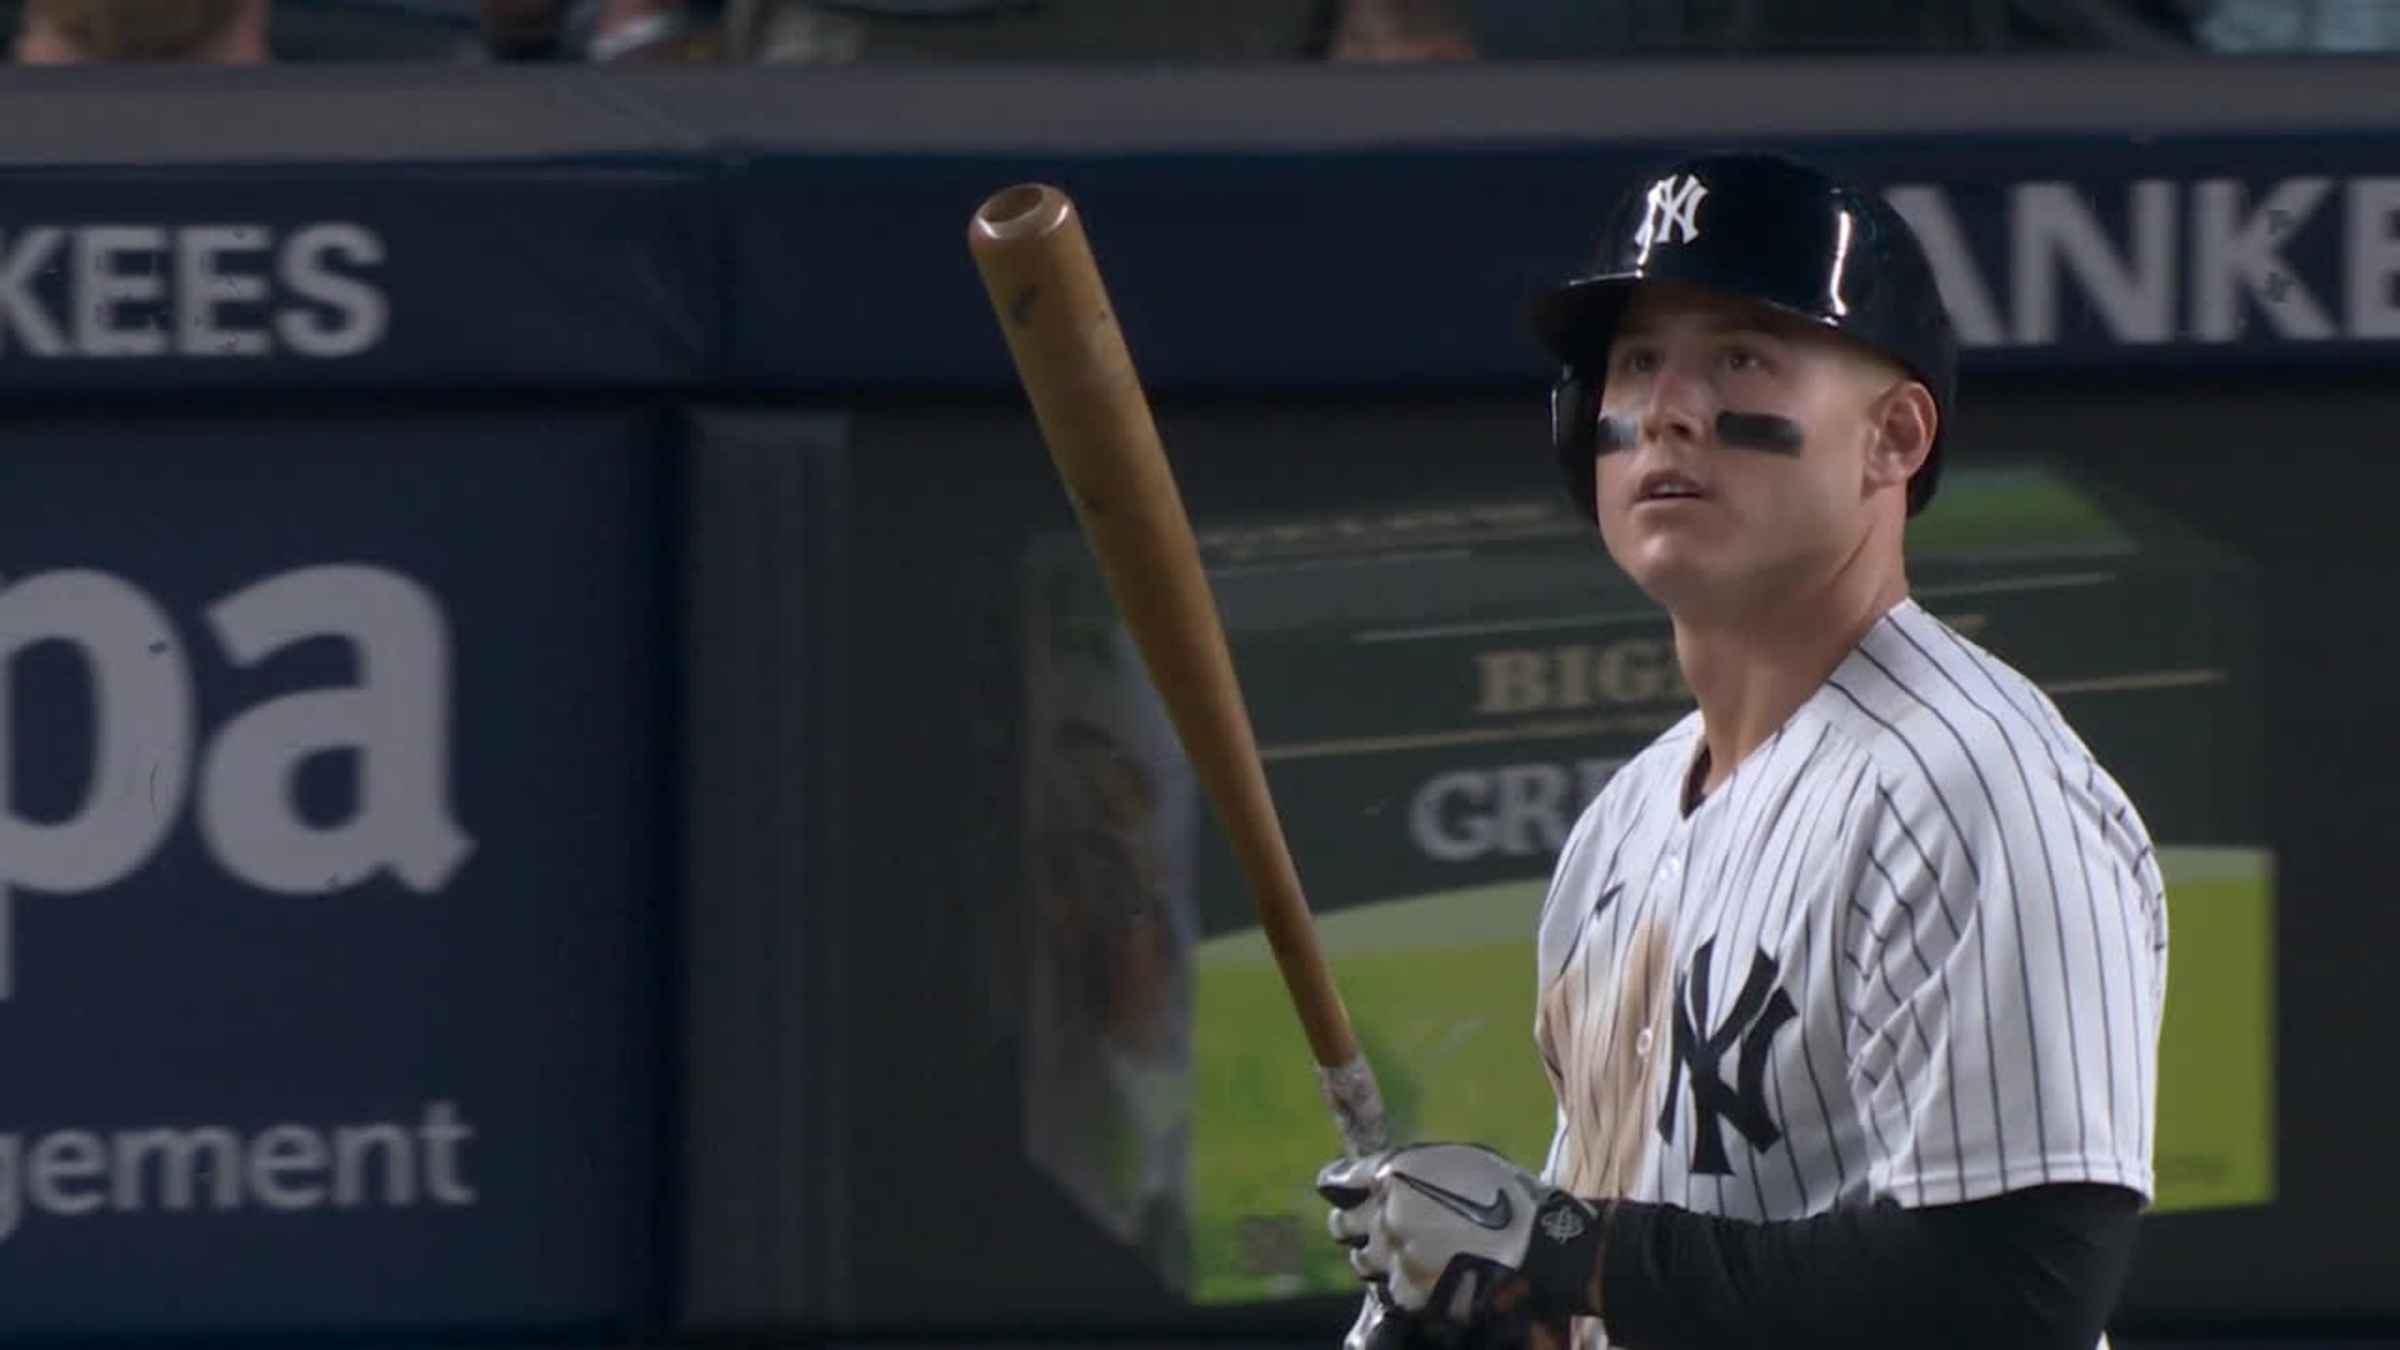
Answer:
1597 1183 2144 1350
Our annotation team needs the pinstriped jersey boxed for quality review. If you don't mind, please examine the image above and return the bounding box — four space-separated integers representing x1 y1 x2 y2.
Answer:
1533 597 2167 1350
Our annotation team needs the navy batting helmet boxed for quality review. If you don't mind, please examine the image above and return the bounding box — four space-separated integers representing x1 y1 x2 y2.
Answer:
1529 153 1959 518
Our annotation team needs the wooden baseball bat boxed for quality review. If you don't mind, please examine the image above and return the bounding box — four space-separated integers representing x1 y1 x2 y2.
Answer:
967 183 1389 1159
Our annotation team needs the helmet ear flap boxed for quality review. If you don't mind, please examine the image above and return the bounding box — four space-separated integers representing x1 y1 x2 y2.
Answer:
1551 366 1601 520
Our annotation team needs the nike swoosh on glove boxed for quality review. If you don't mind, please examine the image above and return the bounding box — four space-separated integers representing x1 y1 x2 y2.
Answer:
1317 1144 1605 1328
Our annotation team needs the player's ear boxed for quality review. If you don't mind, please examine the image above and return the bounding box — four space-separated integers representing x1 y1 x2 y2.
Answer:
1862 376 1936 500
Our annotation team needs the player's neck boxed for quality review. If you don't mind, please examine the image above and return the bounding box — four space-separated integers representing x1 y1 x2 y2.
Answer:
1672 560 1907 802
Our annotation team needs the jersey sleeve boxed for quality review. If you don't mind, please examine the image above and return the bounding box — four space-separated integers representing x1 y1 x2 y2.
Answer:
1836 750 2166 1209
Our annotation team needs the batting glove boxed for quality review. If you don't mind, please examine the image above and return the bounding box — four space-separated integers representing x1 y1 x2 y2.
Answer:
1317 1144 1606 1330
1340 1281 1575 1350
1340 1285 1423 1350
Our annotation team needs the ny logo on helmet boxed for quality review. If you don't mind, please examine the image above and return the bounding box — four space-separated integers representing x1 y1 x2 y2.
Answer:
1634 174 1709 249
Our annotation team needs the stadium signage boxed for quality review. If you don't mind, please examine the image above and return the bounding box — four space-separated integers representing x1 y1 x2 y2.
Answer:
0 563 470 1000
0 223 387 360
1885 175 2400 350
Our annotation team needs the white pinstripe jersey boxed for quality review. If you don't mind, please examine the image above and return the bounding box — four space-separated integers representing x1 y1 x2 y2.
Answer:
1533 597 2168 1350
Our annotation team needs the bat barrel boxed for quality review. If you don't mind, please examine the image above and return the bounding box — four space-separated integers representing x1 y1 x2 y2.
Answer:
972 183 1071 241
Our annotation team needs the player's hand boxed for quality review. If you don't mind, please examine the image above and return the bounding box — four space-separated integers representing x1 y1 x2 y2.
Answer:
1316 1144 1604 1328
1340 1283 1573 1350
1342 1285 1427 1350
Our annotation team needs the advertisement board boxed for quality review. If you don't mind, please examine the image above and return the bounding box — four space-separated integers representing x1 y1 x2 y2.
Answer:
0 410 668 1334
730 130 2400 393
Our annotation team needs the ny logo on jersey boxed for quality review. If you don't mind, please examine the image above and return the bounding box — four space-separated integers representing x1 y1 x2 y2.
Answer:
1633 174 1708 249
1658 939 1798 1175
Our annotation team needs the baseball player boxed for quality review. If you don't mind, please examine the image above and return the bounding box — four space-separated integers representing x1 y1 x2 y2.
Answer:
1316 154 2167 1350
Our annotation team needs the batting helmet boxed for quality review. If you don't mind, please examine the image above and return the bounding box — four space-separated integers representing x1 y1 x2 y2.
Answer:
1528 153 1959 518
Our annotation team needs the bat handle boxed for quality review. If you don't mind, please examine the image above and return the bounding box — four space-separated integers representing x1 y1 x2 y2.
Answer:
1319 1055 1391 1158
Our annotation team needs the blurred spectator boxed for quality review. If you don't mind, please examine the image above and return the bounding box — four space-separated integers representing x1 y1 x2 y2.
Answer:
2194 0 2400 49
2008 0 2198 48
575 0 718 59
480 0 569 57
735 0 1315 62
1465 0 2195 57
1313 0 1477 59
479 0 723 61
16 0 270 62
721 0 866 62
